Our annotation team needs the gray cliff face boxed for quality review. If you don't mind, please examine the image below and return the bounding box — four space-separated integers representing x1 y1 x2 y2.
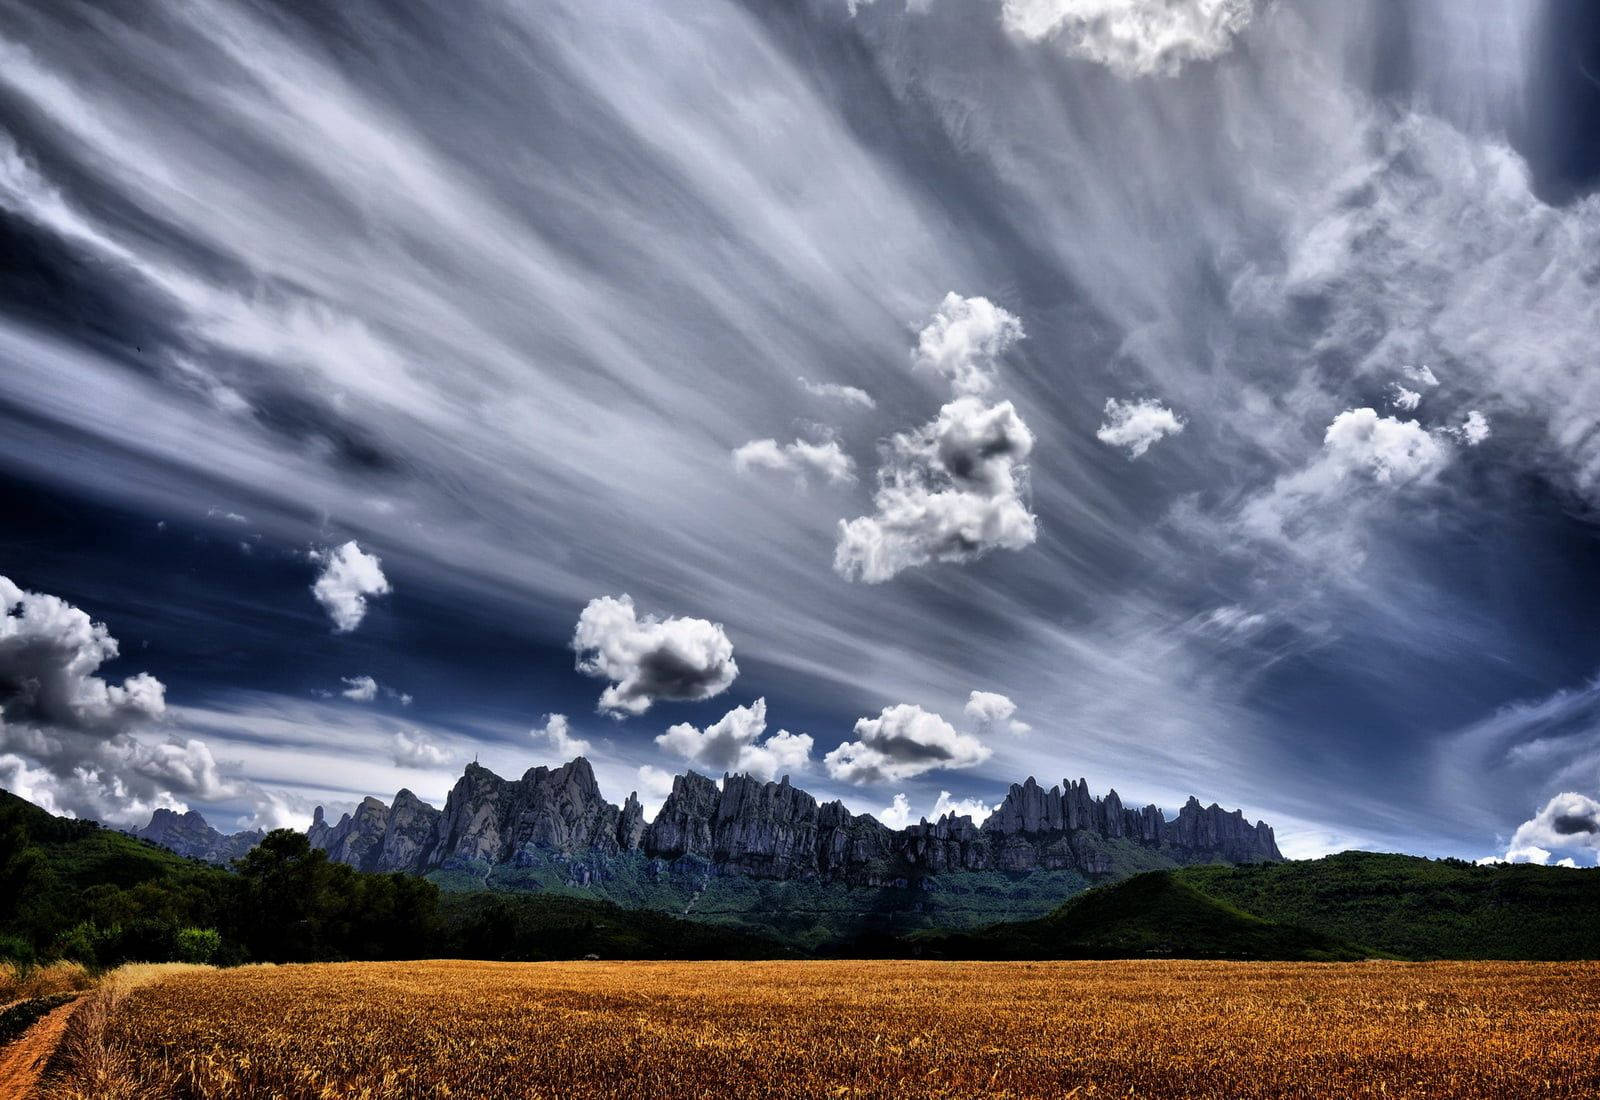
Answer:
310 796 392 870
304 757 1283 884
426 758 632 870
134 808 263 864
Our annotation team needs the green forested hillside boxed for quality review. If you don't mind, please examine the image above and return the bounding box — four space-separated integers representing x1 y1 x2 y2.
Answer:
925 854 1600 961
913 870 1370 960
1177 852 1600 959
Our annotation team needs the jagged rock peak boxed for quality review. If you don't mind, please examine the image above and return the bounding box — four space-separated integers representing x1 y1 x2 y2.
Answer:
305 757 1285 880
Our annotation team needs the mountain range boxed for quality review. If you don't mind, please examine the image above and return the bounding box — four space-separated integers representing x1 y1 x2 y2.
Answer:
139 757 1279 892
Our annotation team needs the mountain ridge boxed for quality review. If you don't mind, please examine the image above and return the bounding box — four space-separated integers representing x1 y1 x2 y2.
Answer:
144 758 1282 888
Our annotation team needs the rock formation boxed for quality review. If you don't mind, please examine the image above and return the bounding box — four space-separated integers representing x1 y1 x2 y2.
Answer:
135 758 1284 884
133 808 263 864
302 759 1283 885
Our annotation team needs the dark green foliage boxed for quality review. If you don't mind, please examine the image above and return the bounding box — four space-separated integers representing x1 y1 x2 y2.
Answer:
1176 852 1600 960
0 789 233 966
438 893 785 960
916 871 1370 960
929 854 1600 961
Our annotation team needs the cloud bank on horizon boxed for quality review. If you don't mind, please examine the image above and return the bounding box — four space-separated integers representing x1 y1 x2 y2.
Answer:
0 0 1598 862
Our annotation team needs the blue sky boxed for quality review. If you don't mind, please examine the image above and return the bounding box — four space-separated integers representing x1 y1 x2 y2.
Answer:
3 0 1600 866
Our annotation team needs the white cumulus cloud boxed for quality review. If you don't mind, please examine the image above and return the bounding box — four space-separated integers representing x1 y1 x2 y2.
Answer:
911 292 1024 397
1321 408 1448 484
391 730 449 768
572 595 739 717
340 675 378 702
531 713 591 759
932 790 995 825
1001 0 1257 78
733 437 856 487
798 376 875 409
1389 385 1422 411
654 697 812 781
1403 364 1440 388
965 690 1031 735
1096 397 1184 458
1451 410 1491 447
0 575 228 824
1491 792 1600 866
308 540 390 633
878 792 913 829
824 702 991 785
836 396 1037 582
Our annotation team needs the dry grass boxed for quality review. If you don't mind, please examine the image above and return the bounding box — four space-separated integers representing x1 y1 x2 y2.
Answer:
43 959 1600 1099
0 961 95 1006
37 964 214 1100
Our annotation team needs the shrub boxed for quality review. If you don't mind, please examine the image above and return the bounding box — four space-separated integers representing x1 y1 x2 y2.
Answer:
174 928 221 965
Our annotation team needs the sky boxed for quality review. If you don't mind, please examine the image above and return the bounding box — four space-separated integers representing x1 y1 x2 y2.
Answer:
3 0 1600 866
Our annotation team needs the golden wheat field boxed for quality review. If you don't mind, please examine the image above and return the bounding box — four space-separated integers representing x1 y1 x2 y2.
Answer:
43 959 1600 1099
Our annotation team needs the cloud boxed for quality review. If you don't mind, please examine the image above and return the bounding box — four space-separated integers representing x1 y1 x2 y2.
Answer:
932 789 995 825
1389 385 1421 412
965 690 1031 735
0 753 65 816
798 376 875 410
1232 409 1451 554
340 675 379 702
134 738 235 801
635 764 677 818
391 729 449 768
733 437 856 487
878 787 995 828
0 576 231 824
531 713 591 759
823 702 991 785
1000 0 1257 78
1095 397 1184 458
1403 365 1440 388
911 293 1024 397
878 792 913 829
836 396 1037 582
1451 410 1491 447
654 697 812 781
572 595 739 717
308 541 390 633
1198 605 1267 637
1493 792 1600 865
1321 409 1447 485
0 574 167 733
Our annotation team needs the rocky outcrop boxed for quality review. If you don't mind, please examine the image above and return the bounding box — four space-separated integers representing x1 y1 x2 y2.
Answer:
303 758 1283 887
134 808 262 864
427 759 633 870
981 777 1282 866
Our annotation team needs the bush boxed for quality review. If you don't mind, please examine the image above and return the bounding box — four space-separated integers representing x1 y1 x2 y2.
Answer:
0 933 35 966
174 928 221 965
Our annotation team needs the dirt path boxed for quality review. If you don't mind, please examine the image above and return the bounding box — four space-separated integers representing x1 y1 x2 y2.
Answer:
0 998 79 1098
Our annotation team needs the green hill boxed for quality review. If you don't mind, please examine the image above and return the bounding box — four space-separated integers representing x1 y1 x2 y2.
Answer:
914 870 1369 960
1176 851 1600 960
919 853 1600 961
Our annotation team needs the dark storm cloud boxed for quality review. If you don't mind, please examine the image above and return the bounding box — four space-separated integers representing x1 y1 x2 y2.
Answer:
1552 811 1600 836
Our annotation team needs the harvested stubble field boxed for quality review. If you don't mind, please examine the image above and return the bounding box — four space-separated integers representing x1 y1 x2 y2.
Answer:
55 959 1600 1098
